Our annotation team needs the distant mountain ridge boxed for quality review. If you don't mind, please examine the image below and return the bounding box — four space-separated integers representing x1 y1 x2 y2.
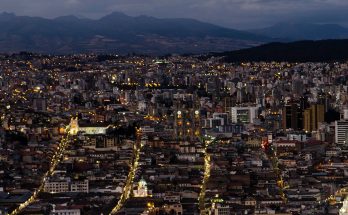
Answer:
249 22 348 40
0 12 270 55
216 39 348 62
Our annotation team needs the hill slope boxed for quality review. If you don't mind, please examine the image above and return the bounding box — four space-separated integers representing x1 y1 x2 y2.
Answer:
0 12 270 55
217 39 348 62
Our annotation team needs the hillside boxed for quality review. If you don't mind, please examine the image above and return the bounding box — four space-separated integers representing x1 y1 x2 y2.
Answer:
0 12 270 55
217 39 348 62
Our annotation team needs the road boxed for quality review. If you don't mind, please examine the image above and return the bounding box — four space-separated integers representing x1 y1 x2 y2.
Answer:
198 136 217 215
9 129 71 215
198 149 211 214
109 132 143 215
266 144 288 203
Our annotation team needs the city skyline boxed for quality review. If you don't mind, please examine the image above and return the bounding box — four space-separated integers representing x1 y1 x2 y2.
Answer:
1 53 348 215
1 1 348 215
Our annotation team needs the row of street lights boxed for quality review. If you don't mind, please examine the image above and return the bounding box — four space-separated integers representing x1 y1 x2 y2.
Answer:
10 128 71 215
198 135 218 215
109 132 143 215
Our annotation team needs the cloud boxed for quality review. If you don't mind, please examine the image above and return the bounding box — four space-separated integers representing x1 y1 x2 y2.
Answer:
0 0 348 28
66 0 80 5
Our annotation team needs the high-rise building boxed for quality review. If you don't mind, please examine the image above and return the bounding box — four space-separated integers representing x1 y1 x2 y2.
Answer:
335 108 348 145
224 97 236 113
173 93 201 140
282 103 303 130
33 97 47 112
335 120 348 145
174 109 201 140
303 104 325 132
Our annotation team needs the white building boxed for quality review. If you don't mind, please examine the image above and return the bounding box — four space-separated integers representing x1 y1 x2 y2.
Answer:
206 118 223 129
163 204 183 215
211 203 230 215
44 177 89 193
231 106 259 124
140 126 155 133
212 113 229 125
335 120 348 145
44 179 69 193
69 117 110 135
287 133 307 142
340 197 348 215
70 180 89 193
50 205 81 215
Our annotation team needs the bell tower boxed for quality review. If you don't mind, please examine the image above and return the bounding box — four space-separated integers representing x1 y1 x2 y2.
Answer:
133 178 149 197
69 117 79 135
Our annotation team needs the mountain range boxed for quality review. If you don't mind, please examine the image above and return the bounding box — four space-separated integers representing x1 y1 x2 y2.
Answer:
1 12 348 55
249 22 348 40
0 12 269 55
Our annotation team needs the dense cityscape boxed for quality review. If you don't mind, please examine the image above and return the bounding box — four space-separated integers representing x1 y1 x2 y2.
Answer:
0 53 347 215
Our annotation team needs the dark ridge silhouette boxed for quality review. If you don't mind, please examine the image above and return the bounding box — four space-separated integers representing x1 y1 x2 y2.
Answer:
0 12 270 55
216 39 348 62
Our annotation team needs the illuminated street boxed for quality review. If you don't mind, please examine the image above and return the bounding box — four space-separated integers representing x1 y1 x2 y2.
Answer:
109 133 143 215
198 136 216 215
198 151 211 214
265 144 288 203
9 129 71 215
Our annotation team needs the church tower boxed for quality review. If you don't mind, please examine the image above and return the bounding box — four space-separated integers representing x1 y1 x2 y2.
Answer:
69 117 79 135
133 178 149 197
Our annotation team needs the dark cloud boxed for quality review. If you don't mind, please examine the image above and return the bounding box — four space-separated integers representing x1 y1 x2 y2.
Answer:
0 0 348 29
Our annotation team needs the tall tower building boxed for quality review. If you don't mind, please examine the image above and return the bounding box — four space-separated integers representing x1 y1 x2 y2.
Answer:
173 93 201 140
133 179 149 197
335 120 348 145
174 109 201 140
69 117 79 135
303 104 325 132
282 103 303 130
33 97 47 112
335 108 348 145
